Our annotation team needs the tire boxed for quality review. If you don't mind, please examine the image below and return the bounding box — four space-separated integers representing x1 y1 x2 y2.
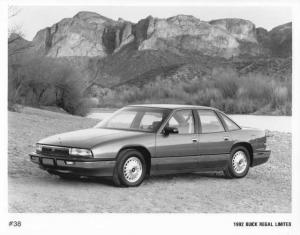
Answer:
113 149 146 187
224 146 250 178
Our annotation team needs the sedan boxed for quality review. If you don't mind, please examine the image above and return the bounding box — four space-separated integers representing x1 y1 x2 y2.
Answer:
29 104 271 187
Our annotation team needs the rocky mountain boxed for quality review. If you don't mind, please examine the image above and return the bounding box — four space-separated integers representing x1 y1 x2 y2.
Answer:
28 11 291 59
269 22 292 57
256 22 292 58
8 33 32 57
10 11 289 87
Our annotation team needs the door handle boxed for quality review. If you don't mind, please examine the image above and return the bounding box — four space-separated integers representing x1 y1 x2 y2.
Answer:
192 139 198 143
224 136 230 141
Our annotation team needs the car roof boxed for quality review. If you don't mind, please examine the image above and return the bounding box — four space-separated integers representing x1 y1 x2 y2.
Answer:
128 104 219 111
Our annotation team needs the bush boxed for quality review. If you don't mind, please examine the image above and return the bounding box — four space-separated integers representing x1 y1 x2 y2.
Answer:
273 87 288 106
238 75 273 102
8 103 23 112
8 55 91 116
235 99 257 114
212 67 239 98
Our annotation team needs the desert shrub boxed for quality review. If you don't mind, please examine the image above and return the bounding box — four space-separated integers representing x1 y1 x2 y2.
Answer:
8 55 90 116
182 78 203 93
8 103 23 112
281 102 292 115
205 88 223 102
188 88 223 107
214 77 238 98
273 86 288 106
238 74 273 103
221 99 236 113
72 98 97 116
235 99 257 114
212 67 239 98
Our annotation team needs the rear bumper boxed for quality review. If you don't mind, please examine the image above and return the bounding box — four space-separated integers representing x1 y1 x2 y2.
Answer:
251 150 271 167
29 152 115 177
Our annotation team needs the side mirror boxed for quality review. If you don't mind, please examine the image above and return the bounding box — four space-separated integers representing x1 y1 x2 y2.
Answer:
162 126 179 136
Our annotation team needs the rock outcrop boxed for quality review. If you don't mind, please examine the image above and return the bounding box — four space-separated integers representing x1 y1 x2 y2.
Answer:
136 15 241 58
209 18 257 42
269 22 292 57
8 33 33 60
23 11 291 59
32 11 135 57
256 23 292 58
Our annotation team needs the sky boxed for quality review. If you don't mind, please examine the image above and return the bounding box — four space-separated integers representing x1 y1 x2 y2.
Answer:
9 5 292 41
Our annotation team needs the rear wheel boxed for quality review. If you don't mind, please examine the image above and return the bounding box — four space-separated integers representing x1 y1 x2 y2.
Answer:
113 149 146 187
224 146 250 178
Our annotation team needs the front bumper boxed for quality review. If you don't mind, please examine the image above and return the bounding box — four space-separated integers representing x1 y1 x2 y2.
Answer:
251 150 271 167
29 152 115 177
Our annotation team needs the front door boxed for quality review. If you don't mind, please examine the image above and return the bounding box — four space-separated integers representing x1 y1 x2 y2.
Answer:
153 109 199 173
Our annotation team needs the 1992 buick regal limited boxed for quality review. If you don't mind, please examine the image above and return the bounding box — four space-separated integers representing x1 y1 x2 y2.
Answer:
29 104 271 187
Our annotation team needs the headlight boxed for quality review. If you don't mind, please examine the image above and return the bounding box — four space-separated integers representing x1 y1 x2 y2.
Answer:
36 143 43 153
69 148 93 157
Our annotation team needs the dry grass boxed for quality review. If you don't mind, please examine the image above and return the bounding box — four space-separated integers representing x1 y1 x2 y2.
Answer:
8 107 291 213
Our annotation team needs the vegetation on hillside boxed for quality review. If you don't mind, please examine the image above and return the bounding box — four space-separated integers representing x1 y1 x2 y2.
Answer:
89 66 292 115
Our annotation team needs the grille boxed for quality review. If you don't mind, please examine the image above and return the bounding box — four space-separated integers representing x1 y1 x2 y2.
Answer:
41 146 69 157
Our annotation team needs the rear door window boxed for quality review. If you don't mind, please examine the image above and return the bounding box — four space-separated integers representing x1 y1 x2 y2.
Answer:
197 110 225 133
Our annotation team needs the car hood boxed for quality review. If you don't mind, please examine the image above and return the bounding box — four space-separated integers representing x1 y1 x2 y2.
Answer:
38 128 146 149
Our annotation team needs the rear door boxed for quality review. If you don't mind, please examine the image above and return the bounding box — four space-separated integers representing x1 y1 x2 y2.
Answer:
196 109 233 169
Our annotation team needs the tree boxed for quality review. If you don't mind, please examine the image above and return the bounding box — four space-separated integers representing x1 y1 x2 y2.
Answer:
8 54 90 115
8 6 32 56
8 6 33 110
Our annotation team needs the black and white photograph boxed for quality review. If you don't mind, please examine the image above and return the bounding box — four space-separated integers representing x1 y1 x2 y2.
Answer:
1 0 300 234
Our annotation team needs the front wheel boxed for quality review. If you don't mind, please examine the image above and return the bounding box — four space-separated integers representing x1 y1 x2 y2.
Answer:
224 146 250 178
113 149 146 187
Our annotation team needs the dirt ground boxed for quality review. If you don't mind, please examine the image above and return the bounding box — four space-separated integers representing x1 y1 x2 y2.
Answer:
8 107 291 213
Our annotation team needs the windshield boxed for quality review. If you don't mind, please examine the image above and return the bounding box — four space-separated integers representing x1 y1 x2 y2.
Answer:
95 107 171 132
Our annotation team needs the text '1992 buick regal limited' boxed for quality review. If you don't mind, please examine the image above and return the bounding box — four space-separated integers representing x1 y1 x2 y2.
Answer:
29 104 271 187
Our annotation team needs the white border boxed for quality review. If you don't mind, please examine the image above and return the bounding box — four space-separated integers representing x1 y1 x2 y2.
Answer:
5 0 300 7
1 1 299 235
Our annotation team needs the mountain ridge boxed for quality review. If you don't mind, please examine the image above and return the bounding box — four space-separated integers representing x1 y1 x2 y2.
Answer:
25 11 291 59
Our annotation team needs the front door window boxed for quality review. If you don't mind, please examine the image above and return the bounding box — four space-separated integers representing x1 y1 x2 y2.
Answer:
166 109 195 134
